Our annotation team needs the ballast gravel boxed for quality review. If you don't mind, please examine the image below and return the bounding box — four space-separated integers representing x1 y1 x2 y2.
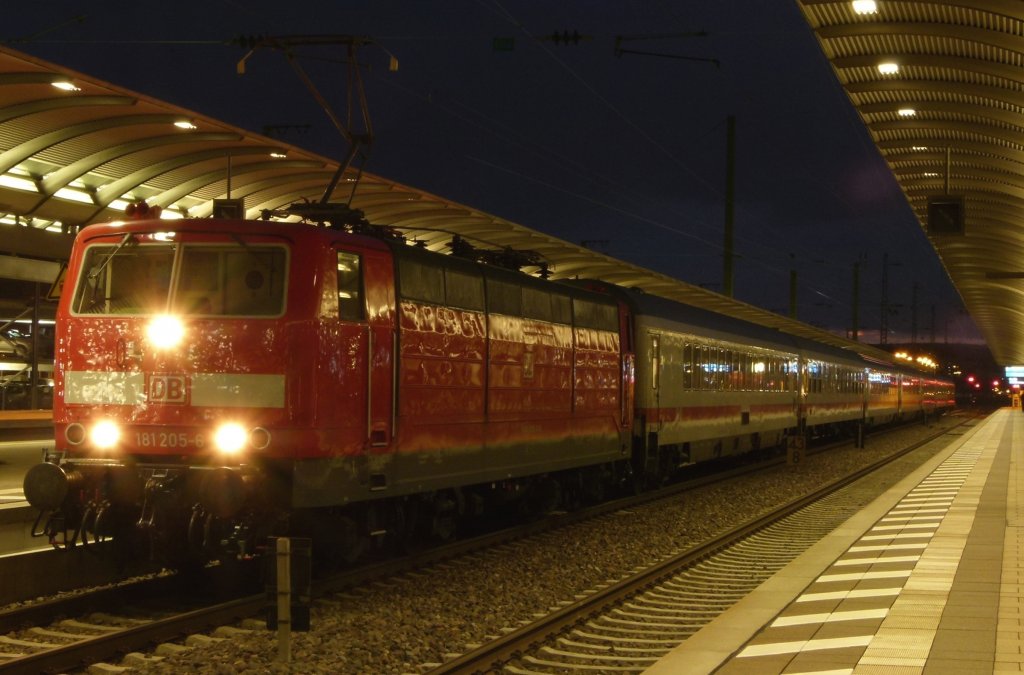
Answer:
132 416 967 675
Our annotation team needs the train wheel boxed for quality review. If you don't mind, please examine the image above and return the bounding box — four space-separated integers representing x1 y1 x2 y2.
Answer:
584 467 607 504
331 518 364 565
520 476 561 517
368 500 407 555
429 493 459 542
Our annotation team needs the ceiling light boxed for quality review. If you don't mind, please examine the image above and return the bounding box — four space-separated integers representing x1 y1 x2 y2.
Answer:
0 174 38 192
54 187 95 204
912 146 928 151
174 120 197 130
877 62 898 75
923 172 939 177
897 108 916 117
269 151 287 158
852 0 878 14
51 81 80 92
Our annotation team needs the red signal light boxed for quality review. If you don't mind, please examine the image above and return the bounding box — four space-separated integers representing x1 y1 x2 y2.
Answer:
125 201 162 219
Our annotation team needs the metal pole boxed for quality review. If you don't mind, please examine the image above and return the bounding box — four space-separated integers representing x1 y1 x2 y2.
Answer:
723 115 735 298
789 268 797 320
851 261 860 341
30 284 40 409
944 146 951 195
276 537 291 663
880 253 889 344
911 282 919 344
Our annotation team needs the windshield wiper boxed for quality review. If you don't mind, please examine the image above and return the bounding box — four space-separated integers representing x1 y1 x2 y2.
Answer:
88 233 136 281
230 233 274 272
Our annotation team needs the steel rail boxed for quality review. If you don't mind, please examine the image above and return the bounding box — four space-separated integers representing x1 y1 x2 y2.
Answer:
0 415 971 673
428 415 976 674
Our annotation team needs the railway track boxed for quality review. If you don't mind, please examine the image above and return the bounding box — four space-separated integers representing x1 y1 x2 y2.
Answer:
429 414 977 674
0 415 972 673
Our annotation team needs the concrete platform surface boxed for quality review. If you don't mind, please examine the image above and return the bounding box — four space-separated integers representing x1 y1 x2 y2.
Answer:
645 408 1024 674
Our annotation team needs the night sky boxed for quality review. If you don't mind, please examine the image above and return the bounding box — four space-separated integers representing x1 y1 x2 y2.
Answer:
3 0 983 344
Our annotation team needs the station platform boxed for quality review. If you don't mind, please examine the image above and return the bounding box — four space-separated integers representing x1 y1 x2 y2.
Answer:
645 407 1024 674
0 409 52 443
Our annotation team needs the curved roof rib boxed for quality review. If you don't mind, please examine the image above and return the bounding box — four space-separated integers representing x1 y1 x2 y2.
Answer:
797 0 1024 365
0 44 899 360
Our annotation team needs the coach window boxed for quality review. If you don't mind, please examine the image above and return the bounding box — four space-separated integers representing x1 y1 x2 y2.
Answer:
651 335 661 390
723 349 735 391
682 343 694 389
708 347 718 390
336 251 364 321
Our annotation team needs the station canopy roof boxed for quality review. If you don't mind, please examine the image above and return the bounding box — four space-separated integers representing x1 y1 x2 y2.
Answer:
0 43 907 362
797 0 1024 366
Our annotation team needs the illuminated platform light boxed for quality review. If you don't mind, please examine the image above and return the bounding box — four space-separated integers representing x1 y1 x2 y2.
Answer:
0 174 38 192
174 120 197 130
51 80 81 92
877 62 899 75
852 0 878 14
897 108 916 117
54 187 95 204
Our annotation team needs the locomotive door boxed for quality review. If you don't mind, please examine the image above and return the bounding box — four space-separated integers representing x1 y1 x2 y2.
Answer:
337 247 396 489
357 249 395 450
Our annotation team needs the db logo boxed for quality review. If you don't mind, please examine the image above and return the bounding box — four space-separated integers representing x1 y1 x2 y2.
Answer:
147 375 187 404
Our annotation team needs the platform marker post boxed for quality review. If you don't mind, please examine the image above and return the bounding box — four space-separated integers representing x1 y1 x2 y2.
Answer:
276 537 291 663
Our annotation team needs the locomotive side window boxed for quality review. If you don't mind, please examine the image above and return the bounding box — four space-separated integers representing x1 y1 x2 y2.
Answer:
486 278 522 316
523 287 552 322
445 268 484 311
551 294 572 324
398 259 445 305
573 298 617 330
336 251 364 321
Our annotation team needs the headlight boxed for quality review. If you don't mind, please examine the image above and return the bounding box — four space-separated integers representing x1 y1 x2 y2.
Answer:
90 420 121 449
213 423 247 455
147 315 185 349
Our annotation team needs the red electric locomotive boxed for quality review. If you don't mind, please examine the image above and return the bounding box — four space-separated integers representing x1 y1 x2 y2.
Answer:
24 211 635 563
23 207 954 565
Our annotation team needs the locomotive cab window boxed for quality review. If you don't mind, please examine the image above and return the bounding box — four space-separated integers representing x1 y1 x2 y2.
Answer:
73 241 175 314
336 251 364 321
73 240 287 317
177 246 286 317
